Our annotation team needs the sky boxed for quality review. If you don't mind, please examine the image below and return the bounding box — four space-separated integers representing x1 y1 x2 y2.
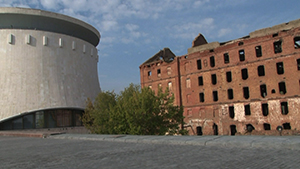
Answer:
0 0 299 93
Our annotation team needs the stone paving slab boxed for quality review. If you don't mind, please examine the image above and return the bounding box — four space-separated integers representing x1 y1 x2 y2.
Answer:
49 134 300 150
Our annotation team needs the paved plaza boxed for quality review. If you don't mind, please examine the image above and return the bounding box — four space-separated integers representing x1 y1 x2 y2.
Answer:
0 135 300 169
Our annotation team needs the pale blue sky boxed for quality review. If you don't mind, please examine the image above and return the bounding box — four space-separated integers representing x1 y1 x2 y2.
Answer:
1 0 299 93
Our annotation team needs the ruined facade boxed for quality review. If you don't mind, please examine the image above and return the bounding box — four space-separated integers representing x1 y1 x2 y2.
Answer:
140 19 300 136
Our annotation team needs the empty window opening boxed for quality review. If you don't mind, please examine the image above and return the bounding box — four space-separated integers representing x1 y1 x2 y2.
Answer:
224 53 229 64
226 71 232 82
199 93 205 102
211 74 217 85
274 41 282 54
264 123 271 130
229 106 234 119
271 89 276 93
260 84 267 98
196 126 203 135
279 82 286 94
257 65 265 76
228 89 233 100
297 59 300 70
294 37 300 49
230 125 237 136
148 71 152 76
276 62 284 74
243 87 249 99
241 68 248 80
186 78 191 88
262 103 269 116
197 59 202 70
283 123 291 130
246 124 255 132
198 76 203 86
210 49 214 52
245 104 251 116
168 82 172 91
239 49 245 61
157 69 161 77
213 123 218 135
238 42 244 46
210 56 215 67
281 102 288 115
213 91 218 102
272 33 278 37
255 46 262 57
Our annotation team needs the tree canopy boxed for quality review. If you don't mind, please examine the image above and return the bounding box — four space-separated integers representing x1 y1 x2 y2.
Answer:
82 83 187 135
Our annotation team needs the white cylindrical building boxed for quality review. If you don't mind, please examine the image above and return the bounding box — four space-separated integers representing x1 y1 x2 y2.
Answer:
0 7 101 130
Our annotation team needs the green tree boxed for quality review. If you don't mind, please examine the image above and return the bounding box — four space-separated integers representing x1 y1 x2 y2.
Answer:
82 83 187 135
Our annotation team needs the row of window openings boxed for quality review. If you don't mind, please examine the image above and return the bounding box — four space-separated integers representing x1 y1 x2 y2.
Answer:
197 63 284 87
195 36 300 70
228 102 288 121
198 82 286 102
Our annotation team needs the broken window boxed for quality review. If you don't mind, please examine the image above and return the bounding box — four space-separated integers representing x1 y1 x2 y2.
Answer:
157 69 161 77
257 65 265 76
197 59 202 70
148 71 152 76
276 62 284 74
239 49 245 61
198 76 203 86
186 78 191 88
199 92 205 102
297 59 300 70
278 82 286 94
260 84 267 98
264 123 271 130
210 56 215 67
213 123 218 135
230 125 237 136
241 68 248 80
294 37 300 49
213 91 218 102
196 126 203 135
211 74 217 85
274 40 282 54
168 82 172 91
238 42 244 46
243 87 249 99
262 103 269 116
272 33 278 37
271 89 276 93
158 83 162 88
224 53 229 64
255 46 262 57
283 123 291 130
226 71 232 82
229 106 234 119
228 89 233 100
281 102 288 115
246 124 255 132
245 104 251 116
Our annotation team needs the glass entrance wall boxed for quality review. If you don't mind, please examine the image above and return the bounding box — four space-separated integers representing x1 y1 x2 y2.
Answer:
0 109 84 130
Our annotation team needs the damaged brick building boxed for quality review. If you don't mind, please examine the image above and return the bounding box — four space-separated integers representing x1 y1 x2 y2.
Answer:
140 19 300 136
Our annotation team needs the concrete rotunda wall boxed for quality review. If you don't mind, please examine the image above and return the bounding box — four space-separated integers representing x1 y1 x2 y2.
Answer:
0 8 101 121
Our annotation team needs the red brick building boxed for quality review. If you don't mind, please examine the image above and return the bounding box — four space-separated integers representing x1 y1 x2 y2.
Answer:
140 19 300 136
